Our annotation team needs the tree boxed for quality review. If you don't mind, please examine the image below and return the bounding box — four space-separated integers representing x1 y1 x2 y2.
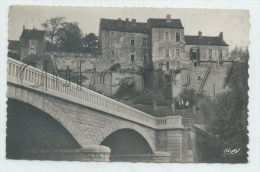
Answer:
42 17 65 45
229 46 249 62
81 33 99 53
56 22 83 52
208 47 249 163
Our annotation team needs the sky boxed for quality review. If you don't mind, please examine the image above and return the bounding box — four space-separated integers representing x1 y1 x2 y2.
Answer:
8 6 250 50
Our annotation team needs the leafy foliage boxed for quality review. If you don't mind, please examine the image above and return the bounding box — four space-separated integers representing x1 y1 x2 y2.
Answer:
81 33 99 53
42 17 65 44
42 17 99 53
229 46 249 62
56 22 83 52
208 47 249 163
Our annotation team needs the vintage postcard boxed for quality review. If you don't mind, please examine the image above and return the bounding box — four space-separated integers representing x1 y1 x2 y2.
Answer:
2 2 259 171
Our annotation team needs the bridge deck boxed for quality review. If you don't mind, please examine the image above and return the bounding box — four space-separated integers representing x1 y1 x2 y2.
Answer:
7 58 183 129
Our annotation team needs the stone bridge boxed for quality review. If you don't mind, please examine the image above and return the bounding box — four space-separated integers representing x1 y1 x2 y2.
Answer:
6 58 214 163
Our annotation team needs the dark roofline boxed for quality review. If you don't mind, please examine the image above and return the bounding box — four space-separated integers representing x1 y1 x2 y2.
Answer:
100 18 148 34
8 40 20 49
20 28 46 39
147 18 184 29
99 17 184 33
185 35 229 46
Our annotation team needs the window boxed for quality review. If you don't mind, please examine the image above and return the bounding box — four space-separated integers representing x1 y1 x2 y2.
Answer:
143 38 147 47
176 49 180 58
111 59 114 64
176 32 180 42
190 48 199 60
131 52 135 62
165 49 170 57
111 50 114 56
110 41 114 46
30 39 36 46
29 47 36 54
219 50 223 59
209 49 213 60
130 37 135 45
164 32 169 40
193 62 198 67
166 61 169 70
110 31 115 37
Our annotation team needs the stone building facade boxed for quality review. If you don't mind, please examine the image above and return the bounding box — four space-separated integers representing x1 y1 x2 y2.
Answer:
19 26 46 60
99 18 149 69
99 15 230 98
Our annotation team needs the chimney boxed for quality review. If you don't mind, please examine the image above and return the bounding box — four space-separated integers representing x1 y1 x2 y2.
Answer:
132 19 136 23
23 25 25 30
126 18 129 22
198 31 202 38
117 18 122 26
219 32 223 41
166 14 171 23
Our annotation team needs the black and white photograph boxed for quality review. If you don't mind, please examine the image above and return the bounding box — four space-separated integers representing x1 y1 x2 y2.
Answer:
5 6 250 163
1 1 260 171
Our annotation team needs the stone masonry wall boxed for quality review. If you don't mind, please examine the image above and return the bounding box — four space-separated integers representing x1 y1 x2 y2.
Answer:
151 28 185 70
100 30 148 68
47 53 144 96
172 62 231 98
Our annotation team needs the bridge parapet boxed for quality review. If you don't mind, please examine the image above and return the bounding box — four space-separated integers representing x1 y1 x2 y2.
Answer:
7 58 183 130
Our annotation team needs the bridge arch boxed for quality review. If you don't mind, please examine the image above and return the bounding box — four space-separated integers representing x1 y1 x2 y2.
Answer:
7 84 157 151
98 124 156 153
6 98 81 154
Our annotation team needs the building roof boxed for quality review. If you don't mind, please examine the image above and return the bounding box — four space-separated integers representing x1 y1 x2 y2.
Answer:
20 29 46 39
100 18 184 33
100 18 148 33
185 35 229 46
147 18 184 29
8 40 20 49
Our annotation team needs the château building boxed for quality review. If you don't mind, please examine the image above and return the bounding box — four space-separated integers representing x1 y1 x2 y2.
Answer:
8 14 231 98
99 14 231 98
99 14 229 71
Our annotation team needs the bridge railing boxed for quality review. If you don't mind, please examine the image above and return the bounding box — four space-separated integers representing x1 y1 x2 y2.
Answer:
7 58 183 129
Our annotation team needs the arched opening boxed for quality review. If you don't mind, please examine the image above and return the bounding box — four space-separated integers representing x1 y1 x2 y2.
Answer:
100 128 153 162
6 98 80 159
